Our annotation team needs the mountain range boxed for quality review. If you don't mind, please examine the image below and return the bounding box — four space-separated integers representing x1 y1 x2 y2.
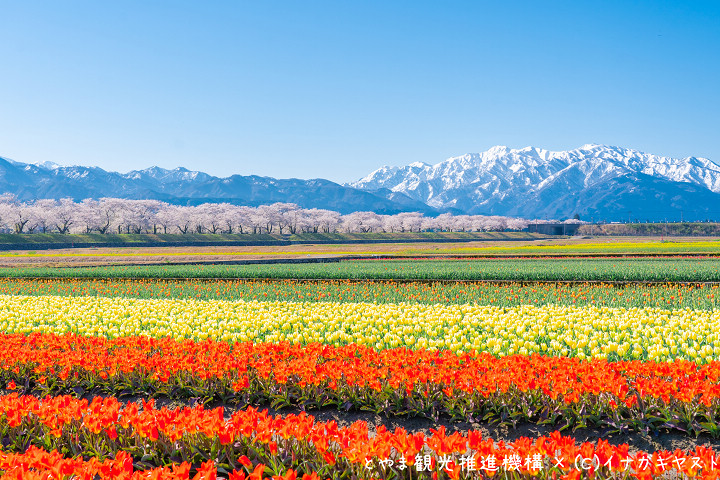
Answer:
0 156 432 215
349 144 720 221
2 144 720 221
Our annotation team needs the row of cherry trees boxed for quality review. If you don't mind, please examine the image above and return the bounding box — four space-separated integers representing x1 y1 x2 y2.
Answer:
0 196 532 235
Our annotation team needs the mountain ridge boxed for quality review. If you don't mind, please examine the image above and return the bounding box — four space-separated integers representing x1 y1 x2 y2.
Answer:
348 144 720 220
0 156 435 215
2 144 719 221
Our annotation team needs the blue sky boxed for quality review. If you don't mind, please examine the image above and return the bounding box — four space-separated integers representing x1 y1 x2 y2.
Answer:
0 1 718 182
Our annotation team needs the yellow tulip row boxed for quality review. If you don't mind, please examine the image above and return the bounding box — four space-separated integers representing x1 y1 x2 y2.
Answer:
1 294 718 362
438 239 720 254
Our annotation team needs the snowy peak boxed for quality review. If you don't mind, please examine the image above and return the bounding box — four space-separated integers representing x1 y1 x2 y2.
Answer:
353 144 720 194
408 161 429 168
349 145 720 220
34 160 62 169
124 165 212 183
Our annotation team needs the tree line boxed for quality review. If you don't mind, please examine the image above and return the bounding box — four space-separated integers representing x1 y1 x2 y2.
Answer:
0 196 533 235
577 222 720 236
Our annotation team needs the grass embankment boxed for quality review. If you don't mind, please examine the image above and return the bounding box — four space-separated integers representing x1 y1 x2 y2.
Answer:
0 231 546 248
1 258 719 282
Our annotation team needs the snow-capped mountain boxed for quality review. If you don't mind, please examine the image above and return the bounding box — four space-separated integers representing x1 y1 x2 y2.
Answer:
349 145 720 221
2 145 719 220
0 157 433 215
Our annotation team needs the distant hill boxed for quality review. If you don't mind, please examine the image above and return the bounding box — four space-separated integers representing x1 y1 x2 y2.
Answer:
0 157 434 215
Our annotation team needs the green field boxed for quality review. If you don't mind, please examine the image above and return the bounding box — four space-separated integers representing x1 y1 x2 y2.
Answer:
409 239 720 255
1 277 717 310
2 257 720 282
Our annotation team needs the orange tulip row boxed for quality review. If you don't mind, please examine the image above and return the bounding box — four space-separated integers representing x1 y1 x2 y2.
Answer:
0 446 213 480
3 332 720 401
1 393 719 479
0 445 325 480
4 333 720 435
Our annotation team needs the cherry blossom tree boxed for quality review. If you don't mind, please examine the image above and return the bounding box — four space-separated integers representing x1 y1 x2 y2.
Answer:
233 206 254 234
154 204 178 234
173 206 194 234
273 203 300 234
0 197 534 235
50 198 78 234
314 209 341 233
0 195 36 233
29 199 58 233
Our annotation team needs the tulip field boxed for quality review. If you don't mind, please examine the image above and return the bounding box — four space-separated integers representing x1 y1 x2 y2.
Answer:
4 257 720 282
2 248 720 478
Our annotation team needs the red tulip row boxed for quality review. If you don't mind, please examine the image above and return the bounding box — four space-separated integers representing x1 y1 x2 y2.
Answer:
0 393 719 479
0 447 213 480
3 333 720 435
0 446 327 480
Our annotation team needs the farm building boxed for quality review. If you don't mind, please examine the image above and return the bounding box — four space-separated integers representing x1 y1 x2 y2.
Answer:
526 223 582 236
